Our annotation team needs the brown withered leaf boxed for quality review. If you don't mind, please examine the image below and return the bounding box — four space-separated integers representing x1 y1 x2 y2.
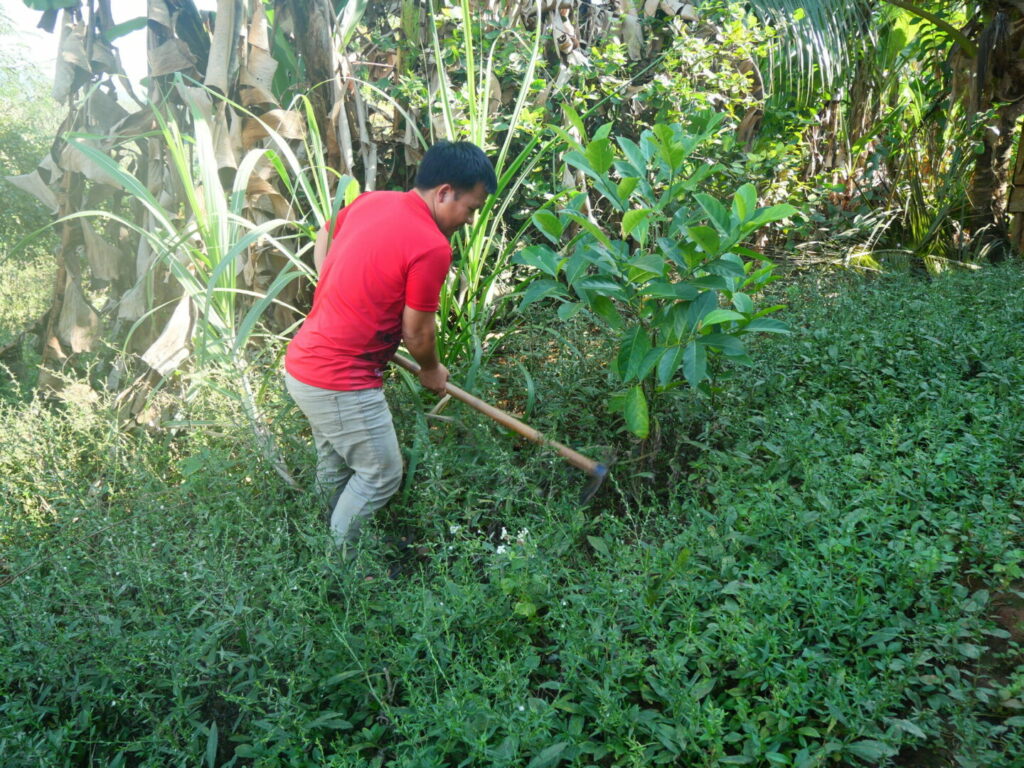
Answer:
141 294 193 376
81 221 123 283
57 274 99 354
148 39 197 78
242 109 306 149
4 170 59 213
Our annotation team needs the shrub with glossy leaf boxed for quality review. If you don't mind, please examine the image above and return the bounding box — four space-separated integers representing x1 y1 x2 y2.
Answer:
515 111 798 438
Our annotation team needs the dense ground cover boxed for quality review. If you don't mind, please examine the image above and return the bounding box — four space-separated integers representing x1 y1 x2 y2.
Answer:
1 264 1023 767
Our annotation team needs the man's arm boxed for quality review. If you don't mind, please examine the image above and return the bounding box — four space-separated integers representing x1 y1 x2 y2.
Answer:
313 226 331 274
402 306 449 395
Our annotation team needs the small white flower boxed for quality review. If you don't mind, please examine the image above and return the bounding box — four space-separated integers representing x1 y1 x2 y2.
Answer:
517 705 525 712
449 524 461 535
500 527 509 541
496 545 508 555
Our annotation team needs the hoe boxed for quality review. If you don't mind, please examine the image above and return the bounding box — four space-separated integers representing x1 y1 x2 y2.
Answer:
392 353 608 503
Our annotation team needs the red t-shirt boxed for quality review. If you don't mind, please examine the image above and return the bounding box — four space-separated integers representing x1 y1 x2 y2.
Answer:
285 190 451 390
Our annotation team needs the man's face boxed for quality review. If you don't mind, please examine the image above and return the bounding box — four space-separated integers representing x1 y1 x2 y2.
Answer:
434 182 489 238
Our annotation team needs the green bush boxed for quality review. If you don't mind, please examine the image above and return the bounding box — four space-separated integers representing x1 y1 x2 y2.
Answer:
515 113 796 439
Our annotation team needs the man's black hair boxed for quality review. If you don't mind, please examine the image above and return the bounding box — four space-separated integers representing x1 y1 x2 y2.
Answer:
415 140 497 195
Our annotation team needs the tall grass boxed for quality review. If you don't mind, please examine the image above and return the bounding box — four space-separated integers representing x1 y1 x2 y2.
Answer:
427 0 557 366
62 82 360 484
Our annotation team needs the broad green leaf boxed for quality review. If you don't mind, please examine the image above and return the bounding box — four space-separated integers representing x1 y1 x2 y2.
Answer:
557 302 583 321
205 722 218 768
732 183 758 223
617 177 639 200
626 252 665 281
585 138 615 175
575 276 626 298
688 276 728 291
587 535 610 557
617 136 647 175
702 309 746 327
687 291 718 330
697 333 746 355
513 244 562 277
623 386 649 439
594 122 613 141
744 203 799 231
517 279 567 309
657 345 685 387
526 741 569 768
845 740 896 761
744 318 791 333
561 211 612 248
651 124 678 168
753 303 786 318
636 348 664 382
532 210 564 243
564 149 595 176
704 257 746 278
564 253 590 287
669 303 690 340
734 245 766 260
695 193 732 235
687 224 721 256
622 208 652 239
890 719 926 739
616 327 652 382
732 292 754 314
656 237 686 267
683 340 708 388
561 103 587 145
642 281 699 301
589 295 623 329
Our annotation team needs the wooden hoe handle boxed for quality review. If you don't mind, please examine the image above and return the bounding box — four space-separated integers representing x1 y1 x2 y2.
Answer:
391 353 603 477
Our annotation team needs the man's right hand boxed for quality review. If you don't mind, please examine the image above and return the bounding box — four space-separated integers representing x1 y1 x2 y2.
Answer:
418 363 449 396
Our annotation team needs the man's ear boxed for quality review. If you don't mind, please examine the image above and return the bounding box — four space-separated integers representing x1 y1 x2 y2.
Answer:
436 183 454 203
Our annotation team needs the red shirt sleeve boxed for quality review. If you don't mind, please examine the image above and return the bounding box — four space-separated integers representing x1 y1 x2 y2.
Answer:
405 244 452 312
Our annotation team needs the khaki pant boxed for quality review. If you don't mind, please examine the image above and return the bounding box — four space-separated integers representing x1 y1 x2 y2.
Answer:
285 372 403 545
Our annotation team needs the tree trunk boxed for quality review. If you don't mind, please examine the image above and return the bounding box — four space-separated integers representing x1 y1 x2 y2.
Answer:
1009 125 1024 251
288 0 338 165
962 4 1024 257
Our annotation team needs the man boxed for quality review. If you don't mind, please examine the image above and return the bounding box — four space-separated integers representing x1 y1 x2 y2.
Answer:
284 141 497 549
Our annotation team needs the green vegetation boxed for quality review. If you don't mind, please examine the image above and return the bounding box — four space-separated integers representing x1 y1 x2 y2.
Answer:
516 112 796 438
2 1 1024 766
2 266 1022 766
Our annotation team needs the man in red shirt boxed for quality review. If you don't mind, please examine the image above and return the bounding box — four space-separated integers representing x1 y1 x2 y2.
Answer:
285 141 496 550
